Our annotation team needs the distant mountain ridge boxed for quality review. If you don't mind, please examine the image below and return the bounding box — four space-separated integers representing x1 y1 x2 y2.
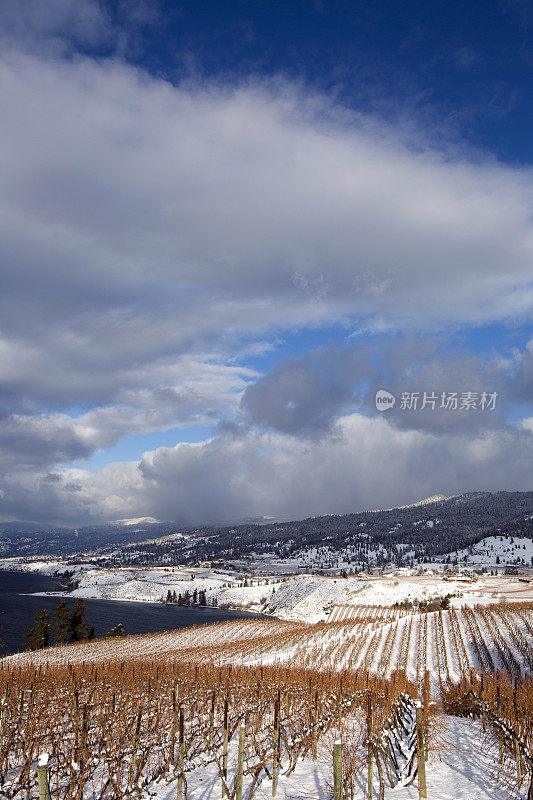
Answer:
0 520 185 559
1 491 533 565
100 491 533 569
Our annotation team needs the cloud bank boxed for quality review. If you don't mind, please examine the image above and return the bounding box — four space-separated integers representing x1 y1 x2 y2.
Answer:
1 15 532 524
0 413 531 526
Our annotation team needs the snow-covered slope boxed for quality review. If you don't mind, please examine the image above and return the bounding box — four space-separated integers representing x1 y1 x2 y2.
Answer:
452 535 533 566
39 568 497 622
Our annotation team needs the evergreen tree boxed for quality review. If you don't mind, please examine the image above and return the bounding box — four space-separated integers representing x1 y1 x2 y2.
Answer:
88 626 96 640
24 609 51 651
192 588 198 604
69 599 90 642
104 624 126 638
199 589 207 606
54 599 71 644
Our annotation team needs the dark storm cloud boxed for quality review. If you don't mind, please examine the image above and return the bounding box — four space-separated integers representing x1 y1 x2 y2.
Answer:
241 346 373 437
241 337 523 438
0 415 94 470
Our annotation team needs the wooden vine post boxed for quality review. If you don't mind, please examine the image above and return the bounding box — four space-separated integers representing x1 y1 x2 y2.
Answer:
235 726 245 800
127 706 143 800
170 689 178 764
515 737 522 782
333 741 343 800
37 753 51 800
272 692 280 797
0 703 6 744
208 690 216 753
496 685 503 765
366 693 373 800
222 697 229 798
177 707 185 800
416 701 427 800
312 689 318 761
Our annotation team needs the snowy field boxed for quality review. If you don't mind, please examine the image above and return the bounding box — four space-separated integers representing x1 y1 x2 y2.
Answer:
126 716 519 800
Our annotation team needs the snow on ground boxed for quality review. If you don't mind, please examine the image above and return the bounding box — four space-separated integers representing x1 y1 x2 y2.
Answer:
386 716 518 800
265 574 469 623
59 567 257 604
22 563 533 621
144 716 517 800
0 558 73 575
452 535 533 567
37 570 471 622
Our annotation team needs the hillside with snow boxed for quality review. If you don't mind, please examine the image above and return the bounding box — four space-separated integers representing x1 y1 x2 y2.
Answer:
85 490 533 571
451 535 533 567
28 565 533 624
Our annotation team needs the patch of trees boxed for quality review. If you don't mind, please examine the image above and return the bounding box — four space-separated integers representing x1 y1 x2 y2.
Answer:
164 588 208 605
23 598 126 651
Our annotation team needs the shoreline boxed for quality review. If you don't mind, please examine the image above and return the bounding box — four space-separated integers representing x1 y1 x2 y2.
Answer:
31 588 280 619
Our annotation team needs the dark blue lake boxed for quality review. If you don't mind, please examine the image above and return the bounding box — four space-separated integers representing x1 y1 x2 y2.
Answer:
0 570 264 655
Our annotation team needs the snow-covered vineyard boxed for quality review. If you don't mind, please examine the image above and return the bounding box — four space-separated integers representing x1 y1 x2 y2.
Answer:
2 647 533 800
8 602 533 690
4 575 533 800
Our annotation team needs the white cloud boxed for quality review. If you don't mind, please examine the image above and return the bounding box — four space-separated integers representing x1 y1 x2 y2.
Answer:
0 54 531 403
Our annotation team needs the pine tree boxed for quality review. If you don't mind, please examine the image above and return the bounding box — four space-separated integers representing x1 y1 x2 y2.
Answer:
24 609 51 651
88 626 96 640
192 588 198 604
104 623 126 638
69 599 90 642
54 599 71 644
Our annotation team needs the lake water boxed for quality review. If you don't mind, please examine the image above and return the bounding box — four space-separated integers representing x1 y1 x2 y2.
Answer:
0 570 264 656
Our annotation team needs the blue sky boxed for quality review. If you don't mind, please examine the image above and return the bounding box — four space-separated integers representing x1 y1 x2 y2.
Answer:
109 0 533 163
0 0 532 525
